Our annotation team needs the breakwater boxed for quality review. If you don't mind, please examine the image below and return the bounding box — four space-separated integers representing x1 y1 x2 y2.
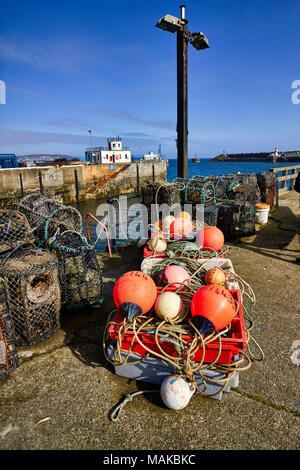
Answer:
0 160 168 207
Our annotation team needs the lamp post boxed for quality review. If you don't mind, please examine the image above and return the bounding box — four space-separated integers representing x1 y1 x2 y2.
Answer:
88 129 93 164
156 5 209 179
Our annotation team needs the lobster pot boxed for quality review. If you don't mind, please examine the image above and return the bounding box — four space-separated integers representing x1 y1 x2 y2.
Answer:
256 172 276 207
194 204 219 231
234 189 257 235
214 176 241 201
183 178 216 206
18 194 82 246
0 248 61 346
0 210 34 256
142 182 182 221
49 231 103 307
0 283 19 377
216 202 240 241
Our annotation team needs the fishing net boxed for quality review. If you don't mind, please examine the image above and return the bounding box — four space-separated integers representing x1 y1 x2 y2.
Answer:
0 282 19 377
233 188 258 235
142 182 183 209
196 204 218 228
0 245 61 346
48 230 103 307
0 209 35 256
216 202 241 241
182 178 216 205
18 194 83 247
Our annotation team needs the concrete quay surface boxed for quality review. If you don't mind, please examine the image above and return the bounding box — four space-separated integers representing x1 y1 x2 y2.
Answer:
0 191 299 451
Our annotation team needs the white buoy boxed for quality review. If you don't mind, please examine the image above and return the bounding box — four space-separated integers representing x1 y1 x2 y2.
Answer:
160 375 195 410
149 237 167 252
162 215 176 232
154 291 183 323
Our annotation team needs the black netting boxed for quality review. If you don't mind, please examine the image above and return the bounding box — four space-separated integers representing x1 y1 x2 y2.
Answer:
0 282 19 377
216 202 241 241
0 246 61 346
182 178 216 205
142 182 182 209
48 230 103 307
0 210 35 257
18 194 82 247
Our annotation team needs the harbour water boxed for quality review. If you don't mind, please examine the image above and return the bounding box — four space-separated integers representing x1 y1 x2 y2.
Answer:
166 158 298 181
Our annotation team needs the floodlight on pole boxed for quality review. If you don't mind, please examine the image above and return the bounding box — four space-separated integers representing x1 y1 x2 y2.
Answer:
155 5 209 179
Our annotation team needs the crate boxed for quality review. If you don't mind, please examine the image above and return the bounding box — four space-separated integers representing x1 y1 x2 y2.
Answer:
107 342 239 400
143 240 224 260
0 284 19 377
141 257 240 290
108 290 247 365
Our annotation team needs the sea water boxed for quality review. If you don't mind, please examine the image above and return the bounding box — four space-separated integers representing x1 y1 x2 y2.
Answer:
166 158 297 182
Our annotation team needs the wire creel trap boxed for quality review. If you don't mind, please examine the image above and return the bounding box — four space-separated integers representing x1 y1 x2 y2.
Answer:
48 230 103 307
18 193 83 246
0 209 35 256
0 245 61 346
0 282 19 377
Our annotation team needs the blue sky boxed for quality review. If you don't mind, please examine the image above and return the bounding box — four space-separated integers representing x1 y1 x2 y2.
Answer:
0 0 299 158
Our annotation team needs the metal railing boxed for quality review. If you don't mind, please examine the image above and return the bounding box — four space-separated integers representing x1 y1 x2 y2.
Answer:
85 213 112 258
270 164 300 206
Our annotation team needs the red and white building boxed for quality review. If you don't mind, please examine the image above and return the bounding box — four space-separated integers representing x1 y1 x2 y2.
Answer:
85 137 132 164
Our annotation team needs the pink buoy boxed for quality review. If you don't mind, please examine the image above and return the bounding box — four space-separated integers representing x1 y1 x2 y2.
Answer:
157 265 191 289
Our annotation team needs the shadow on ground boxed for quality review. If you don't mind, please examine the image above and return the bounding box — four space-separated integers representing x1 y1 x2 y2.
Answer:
233 205 300 264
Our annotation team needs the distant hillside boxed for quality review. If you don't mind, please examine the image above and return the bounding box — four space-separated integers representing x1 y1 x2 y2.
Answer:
18 154 76 160
210 152 270 162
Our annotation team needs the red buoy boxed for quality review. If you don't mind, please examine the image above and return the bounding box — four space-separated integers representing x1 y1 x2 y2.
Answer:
198 226 224 252
190 285 236 334
113 271 157 321
157 265 191 289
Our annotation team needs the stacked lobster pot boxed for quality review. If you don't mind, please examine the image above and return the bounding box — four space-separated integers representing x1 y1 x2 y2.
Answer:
18 193 82 247
0 245 61 346
0 209 35 258
0 281 19 377
47 230 103 308
178 177 219 228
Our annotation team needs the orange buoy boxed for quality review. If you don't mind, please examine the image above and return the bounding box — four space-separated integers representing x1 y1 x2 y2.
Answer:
198 226 224 252
204 267 226 286
191 285 236 334
157 265 191 288
170 218 193 238
113 271 157 320
177 211 192 221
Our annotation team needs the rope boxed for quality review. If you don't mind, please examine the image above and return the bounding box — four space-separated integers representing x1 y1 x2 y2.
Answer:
109 390 159 422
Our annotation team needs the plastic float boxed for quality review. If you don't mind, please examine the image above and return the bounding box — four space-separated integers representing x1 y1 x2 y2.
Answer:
112 270 157 321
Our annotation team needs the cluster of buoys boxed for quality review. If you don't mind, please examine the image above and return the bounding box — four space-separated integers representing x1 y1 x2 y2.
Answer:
147 210 225 257
111 223 243 410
